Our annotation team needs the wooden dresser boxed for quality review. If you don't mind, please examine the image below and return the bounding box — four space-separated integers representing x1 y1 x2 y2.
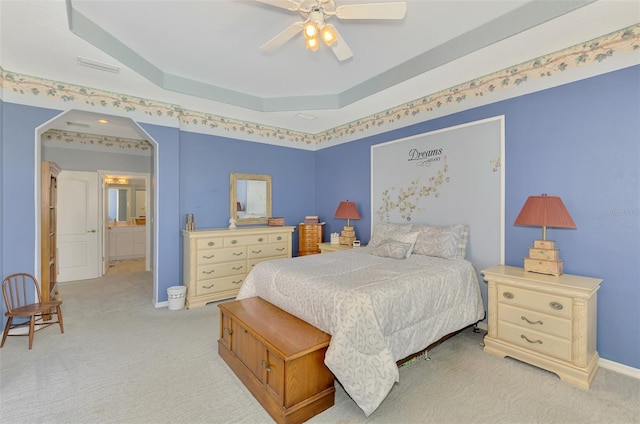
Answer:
182 226 294 308
482 265 602 389
297 223 324 256
218 297 335 424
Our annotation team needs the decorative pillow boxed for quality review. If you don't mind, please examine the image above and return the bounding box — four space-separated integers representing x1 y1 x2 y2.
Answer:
368 223 413 248
370 239 414 259
412 224 469 259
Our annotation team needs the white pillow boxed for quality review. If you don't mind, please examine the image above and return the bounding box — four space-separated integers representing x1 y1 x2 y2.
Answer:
370 239 414 259
412 224 469 259
371 231 419 259
368 223 413 248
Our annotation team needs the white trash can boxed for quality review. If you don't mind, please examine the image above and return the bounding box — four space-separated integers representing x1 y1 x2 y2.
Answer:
167 286 187 310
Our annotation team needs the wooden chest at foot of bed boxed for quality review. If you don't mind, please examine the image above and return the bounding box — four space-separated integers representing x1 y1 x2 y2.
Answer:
218 297 335 424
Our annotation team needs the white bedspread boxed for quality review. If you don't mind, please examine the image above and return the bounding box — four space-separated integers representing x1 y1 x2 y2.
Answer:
236 247 485 416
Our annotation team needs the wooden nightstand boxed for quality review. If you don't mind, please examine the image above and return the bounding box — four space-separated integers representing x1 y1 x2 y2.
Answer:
482 265 602 389
318 242 353 253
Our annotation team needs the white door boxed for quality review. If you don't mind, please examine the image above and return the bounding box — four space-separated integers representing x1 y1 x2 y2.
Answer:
57 171 100 282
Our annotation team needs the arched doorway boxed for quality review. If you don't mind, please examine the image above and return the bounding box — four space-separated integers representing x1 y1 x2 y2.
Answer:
35 109 159 305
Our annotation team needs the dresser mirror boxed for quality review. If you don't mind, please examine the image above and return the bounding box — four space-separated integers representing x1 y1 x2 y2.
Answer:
230 173 272 225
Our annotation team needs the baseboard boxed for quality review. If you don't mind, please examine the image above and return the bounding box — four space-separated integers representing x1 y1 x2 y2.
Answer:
475 321 639 380
598 358 640 380
155 300 168 308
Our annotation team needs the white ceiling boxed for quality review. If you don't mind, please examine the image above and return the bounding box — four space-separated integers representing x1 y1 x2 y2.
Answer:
1 0 639 140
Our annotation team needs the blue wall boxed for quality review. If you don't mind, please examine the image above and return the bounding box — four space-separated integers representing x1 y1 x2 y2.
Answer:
1 66 638 369
315 65 640 369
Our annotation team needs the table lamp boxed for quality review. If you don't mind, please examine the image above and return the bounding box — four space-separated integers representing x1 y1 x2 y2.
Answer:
334 200 361 246
514 194 576 276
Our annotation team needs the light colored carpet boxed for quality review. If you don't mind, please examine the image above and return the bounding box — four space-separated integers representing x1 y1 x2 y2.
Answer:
1 270 639 424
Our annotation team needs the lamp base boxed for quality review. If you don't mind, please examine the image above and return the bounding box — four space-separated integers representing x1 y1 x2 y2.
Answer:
523 240 563 276
339 226 356 246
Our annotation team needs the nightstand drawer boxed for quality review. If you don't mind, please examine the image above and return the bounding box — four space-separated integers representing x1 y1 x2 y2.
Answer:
498 286 571 318
498 321 571 361
498 303 571 339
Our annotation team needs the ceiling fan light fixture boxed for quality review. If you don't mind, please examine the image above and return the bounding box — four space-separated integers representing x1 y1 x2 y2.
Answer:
305 35 320 51
320 24 337 46
303 21 318 40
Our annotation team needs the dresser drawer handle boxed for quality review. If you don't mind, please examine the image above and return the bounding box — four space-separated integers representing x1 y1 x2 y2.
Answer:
224 327 233 335
521 316 543 326
502 292 514 299
207 241 215 246
521 334 543 344
232 252 243 256
203 270 215 275
232 266 243 271
232 280 242 285
277 236 282 240
252 249 262 254
262 359 272 372
202 283 215 289
549 302 563 311
202 254 215 259
231 239 238 244
258 237 264 242
276 247 285 252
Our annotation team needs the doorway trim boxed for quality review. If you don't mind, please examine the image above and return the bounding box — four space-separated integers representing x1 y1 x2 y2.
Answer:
99 171 151 274
35 109 160 306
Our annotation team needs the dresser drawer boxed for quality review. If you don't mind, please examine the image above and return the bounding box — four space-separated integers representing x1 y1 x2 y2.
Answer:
498 303 571 339
224 234 269 247
196 275 244 296
247 243 289 259
197 247 246 265
498 285 571 318
269 233 289 243
196 237 224 250
498 321 571 361
197 261 246 280
248 256 288 271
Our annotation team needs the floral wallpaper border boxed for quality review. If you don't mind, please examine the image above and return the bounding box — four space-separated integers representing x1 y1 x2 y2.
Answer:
2 24 638 147
42 129 153 154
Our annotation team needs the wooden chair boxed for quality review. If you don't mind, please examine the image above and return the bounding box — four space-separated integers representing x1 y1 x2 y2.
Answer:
1 273 64 349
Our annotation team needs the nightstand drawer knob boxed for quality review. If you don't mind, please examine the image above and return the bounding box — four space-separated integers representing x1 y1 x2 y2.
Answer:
521 334 543 344
521 316 543 325
502 292 514 299
549 301 563 311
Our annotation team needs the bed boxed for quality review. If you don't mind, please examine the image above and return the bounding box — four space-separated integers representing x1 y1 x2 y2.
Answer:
236 223 485 416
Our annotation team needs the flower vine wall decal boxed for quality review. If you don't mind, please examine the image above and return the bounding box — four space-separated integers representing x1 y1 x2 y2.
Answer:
42 129 152 153
376 156 449 223
1 25 637 147
490 157 501 172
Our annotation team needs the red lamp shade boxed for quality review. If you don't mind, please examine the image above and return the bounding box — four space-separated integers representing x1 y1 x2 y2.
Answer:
334 201 360 220
514 194 576 240
334 201 360 226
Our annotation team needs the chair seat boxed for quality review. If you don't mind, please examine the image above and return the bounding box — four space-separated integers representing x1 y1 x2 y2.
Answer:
5 301 62 317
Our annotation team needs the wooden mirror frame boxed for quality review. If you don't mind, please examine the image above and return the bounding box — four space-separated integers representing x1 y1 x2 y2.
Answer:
229 173 272 225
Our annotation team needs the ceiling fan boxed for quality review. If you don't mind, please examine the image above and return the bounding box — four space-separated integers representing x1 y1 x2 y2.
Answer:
257 0 408 61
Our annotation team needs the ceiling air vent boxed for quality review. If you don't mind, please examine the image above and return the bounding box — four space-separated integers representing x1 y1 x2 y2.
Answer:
77 56 120 74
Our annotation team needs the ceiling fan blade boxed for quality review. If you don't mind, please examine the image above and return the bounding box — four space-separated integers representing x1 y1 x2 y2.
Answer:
330 27 353 61
260 22 304 52
255 0 301 12
336 2 407 20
